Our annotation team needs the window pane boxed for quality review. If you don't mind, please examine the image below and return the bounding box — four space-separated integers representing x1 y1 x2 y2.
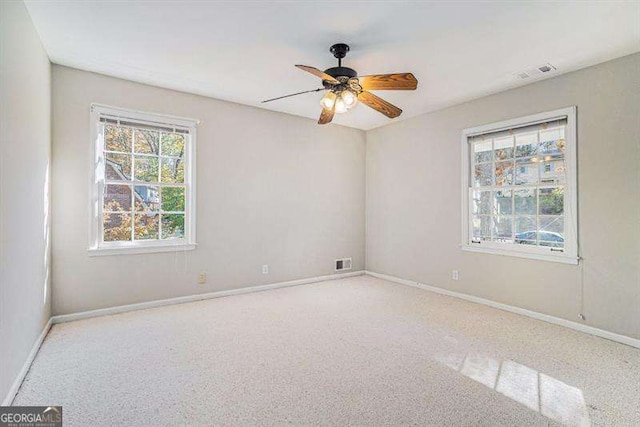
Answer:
492 216 513 242
493 136 513 160
474 140 492 163
134 213 159 240
161 187 185 212
539 187 564 215
134 156 159 182
162 214 185 239
514 216 537 246
161 133 185 157
161 158 185 183
103 212 132 242
134 185 160 211
104 124 131 153
134 129 160 154
538 215 564 248
466 119 570 253
104 184 132 211
495 161 514 186
472 215 491 240
515 158 539 185
494 189 512 215
474 163 492 187
539 127 565 155
514 216 536 234
514 189 536 215
515 132 537 158
539 155 565 184
105 153 132 181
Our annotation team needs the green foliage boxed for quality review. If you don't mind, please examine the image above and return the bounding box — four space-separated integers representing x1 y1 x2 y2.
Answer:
539 187 564 215
161 158 185 183
105 124 131 152
134 157 159 182
162 214 184 239
134 214 159 240
162 187 185 212
134 129 159 154
161 133 185 157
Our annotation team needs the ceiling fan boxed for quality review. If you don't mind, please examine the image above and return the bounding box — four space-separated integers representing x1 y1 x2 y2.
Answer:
262 43 418 125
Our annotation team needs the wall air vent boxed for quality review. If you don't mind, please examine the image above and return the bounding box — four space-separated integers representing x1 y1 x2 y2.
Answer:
335 258 352 271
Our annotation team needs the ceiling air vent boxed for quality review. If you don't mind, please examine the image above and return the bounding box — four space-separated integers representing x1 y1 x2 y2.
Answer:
537 64 555 73
514 63 557 81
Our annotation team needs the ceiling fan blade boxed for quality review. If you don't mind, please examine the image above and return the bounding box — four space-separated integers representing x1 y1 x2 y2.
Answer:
358 73 418 90
295 65 339 84
318 106 335 125
262 88 325 103
358 91 402 118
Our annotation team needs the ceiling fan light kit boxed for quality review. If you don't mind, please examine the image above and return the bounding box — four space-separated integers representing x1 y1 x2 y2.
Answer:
262 43 418 125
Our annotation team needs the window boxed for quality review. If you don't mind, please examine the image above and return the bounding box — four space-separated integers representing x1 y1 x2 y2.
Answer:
89 104 198 255
461 107 577 264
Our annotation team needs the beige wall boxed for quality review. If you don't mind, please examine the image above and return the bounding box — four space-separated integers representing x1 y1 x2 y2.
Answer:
51 65 366 315
366 53 640 340
0 1 52 403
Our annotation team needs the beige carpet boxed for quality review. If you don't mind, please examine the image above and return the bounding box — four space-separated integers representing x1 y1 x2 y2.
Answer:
13 275 640 426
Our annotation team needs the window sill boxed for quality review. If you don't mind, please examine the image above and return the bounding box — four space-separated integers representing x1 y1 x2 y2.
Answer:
88 243 197 257
461 244 579 265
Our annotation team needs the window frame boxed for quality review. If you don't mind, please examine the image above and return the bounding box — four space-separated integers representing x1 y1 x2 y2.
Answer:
88 104 199 256
461 107 578 264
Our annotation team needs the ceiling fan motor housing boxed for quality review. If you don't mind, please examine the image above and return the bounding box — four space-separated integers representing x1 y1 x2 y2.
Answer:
324 66 357 79
322 67 358 90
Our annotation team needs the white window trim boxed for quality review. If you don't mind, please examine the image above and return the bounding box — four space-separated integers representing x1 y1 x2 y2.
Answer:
88 104 199 256
460 106 578 265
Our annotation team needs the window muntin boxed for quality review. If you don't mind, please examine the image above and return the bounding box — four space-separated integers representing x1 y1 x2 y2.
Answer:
90 105 197 254
462 108 577 263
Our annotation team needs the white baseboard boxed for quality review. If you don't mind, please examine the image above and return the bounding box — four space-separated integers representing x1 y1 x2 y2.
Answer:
366 270 640 349
52 270 365 324
2 318 53 406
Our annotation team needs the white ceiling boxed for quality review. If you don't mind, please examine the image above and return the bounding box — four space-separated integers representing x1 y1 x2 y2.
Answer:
25 1 640 130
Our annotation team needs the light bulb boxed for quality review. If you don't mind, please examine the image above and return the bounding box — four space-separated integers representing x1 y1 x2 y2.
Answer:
341 90 358 108
320 92 336 110
334 97 347 114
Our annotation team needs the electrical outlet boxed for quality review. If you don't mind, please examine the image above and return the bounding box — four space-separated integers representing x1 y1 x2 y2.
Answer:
197 272 206 284
262 265 269 274
452 270 459 281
